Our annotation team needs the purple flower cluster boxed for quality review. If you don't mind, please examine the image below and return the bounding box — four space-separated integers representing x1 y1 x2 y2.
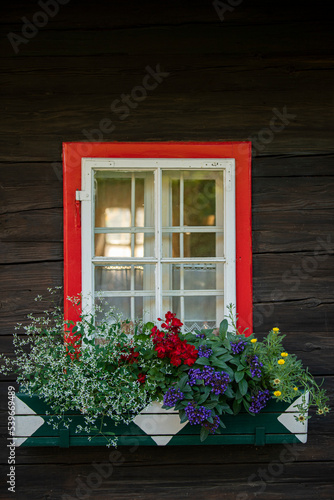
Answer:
163 387 184 407
249 389 271 414
188 368 202 386
208 370 231 395
230 339 248 354
188 366 230 395
196 333 206 339
249 355 263 378
203 415 220 434
198 345 213 358
185 402 212 425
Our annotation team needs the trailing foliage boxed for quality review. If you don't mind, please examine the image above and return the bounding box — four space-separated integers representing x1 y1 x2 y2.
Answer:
0 294 329 445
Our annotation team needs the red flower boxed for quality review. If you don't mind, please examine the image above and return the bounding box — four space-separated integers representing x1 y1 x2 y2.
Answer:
137 373 146 384
150 312 198 368
120 347 140 364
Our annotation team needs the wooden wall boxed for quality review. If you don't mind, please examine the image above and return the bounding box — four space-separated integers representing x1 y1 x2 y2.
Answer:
1 0 333 498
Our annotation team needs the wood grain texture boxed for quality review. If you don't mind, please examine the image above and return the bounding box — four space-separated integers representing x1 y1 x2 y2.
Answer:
0 0 333 498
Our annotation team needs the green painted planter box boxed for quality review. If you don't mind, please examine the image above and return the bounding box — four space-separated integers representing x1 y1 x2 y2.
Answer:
14 392 308 447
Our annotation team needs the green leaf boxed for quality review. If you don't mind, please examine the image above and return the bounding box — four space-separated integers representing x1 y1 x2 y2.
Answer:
195 357 211 366
143 322 154 333
217 353 233 363
235 371 244 383
178 374 189 390
200 426 210 442
179 410 188 424
212 347 228 356
225 387 235 399
212 360 228 370
233 399 242 415
197 386 211 404
205 401 219 410
238 378 248 396
219 319 228 339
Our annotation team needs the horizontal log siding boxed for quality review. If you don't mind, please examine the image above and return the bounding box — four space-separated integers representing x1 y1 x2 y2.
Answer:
0 0 333 498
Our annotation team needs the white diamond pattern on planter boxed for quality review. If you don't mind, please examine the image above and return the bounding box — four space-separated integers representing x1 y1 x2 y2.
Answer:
277 393 309 443
14 396 45 447
133 401 187 446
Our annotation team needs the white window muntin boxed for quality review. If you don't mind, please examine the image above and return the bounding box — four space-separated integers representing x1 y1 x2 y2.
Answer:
80 158 236 327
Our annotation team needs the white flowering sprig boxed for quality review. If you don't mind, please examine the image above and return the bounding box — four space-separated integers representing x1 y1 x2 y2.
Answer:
0 291 156 446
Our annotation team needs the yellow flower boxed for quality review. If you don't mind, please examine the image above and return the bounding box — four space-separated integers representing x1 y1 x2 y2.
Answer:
273 378 280 385
251 338 257 344
317 409 324 415
274 390 281 397
272 327 280 333
278 359 285 365
293 387 298 391
281 352 288 357
298 415 306 422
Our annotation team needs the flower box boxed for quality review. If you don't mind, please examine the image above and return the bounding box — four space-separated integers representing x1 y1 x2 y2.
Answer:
14 392 308 447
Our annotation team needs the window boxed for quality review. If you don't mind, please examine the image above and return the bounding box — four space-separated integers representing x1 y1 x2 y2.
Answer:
63 142 252 333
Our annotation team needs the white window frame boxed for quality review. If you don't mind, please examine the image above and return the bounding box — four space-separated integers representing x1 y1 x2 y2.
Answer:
78 158 236 328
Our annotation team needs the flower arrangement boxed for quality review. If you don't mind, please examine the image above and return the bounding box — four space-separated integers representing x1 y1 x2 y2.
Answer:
0 293 329 446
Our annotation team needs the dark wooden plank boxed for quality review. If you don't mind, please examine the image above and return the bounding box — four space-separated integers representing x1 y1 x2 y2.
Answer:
1 59 333 96
252 299 334 339
1 132 334 164
0 477 331 500
0 242 62 264
253 154 334 177
0 93 332 140
0 263 63 334
9 462 334 491
1 21 333 57
0 0 331 28
253 176 334 211
0 163 62 214
253 252 334 301
1 53 333 90
253 216 334 253
1 430 333 464
0 208 62 242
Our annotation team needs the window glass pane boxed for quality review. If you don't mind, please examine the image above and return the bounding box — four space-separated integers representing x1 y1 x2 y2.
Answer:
135 178 145 227
161 170 223 228
95 296 131 323
162 296 180 319
94 233 155 257
184 232 220 258
184 296 218 332
161 264 220 291
95 176 131 228
162 233 179 258
172 179 180 226
184 178 216 226
94 171 154 229
95 265 155 292
135 297 156 319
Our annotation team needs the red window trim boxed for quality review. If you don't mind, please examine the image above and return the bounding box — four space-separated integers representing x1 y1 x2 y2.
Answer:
63 141 252 335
